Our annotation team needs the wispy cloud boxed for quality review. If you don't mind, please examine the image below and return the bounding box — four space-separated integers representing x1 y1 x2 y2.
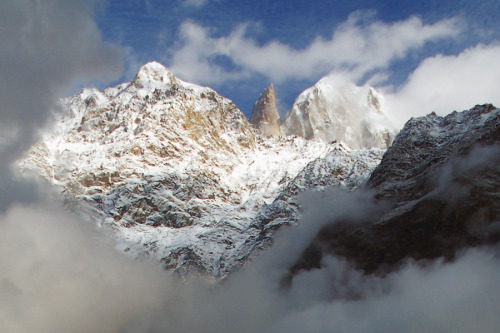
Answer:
166 14 461 85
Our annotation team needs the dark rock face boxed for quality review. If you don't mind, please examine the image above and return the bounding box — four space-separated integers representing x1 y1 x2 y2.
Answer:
370 104 500 203
289 104 500 278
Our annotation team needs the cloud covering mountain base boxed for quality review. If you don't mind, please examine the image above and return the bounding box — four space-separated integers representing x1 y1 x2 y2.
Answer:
3 190 499 333
0 203 171 333
2 1 500 332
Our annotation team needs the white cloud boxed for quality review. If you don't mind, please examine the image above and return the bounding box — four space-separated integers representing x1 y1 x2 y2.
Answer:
166 15 461 85
167 23 251 84
384 44 500 127
266 249 500 333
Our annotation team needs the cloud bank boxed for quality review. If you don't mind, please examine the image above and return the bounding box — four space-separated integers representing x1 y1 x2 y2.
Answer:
2 188 500 333
0 203 171 333
122 188 500 333
266 249 500 333
0 2 157 331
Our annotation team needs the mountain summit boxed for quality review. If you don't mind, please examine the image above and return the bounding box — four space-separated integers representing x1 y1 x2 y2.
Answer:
250 83 281 137
281 76 396 149
22 61 500 281
133 61 176 89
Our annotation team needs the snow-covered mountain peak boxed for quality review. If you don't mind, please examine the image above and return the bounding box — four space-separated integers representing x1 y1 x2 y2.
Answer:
133 61 176 89
281 76 397 149
20 65 386 279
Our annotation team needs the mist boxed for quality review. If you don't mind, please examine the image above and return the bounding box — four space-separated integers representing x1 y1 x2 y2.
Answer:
266 248 500 333
2 187 500 332
121 140 500 332
0 203 172 333
0 0 122 210
1 1 499 332
123 186 500 333
0 1 172 331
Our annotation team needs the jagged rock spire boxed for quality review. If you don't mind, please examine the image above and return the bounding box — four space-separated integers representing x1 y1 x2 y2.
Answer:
250 83 281 137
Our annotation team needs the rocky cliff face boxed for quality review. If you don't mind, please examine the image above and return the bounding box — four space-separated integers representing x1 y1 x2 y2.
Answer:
289 104 500 279
250 83 281 137
281 76 396 149
20 62 388 280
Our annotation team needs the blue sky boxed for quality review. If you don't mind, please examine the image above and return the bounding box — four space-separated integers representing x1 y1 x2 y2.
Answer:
94 0 500 126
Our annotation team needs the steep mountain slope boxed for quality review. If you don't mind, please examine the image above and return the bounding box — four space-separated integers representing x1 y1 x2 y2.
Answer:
20 62 389 279
281 76 396 149
289 104 500 279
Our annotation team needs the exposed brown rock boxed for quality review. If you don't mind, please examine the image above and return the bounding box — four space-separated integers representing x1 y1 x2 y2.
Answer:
250 83 281 137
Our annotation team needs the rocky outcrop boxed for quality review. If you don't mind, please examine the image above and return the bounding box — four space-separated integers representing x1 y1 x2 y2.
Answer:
289 104 500 279
250 83 281 137
281 77 396 149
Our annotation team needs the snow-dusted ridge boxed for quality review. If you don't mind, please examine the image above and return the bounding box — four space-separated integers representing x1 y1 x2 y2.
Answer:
20 62 389 279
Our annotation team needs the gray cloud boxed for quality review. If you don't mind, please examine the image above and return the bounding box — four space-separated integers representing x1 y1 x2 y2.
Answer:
433 144 500 203
123 136 500 332
0 2 171 331
0 0 122 131
0 0 123 210
0 203 171 333
266 248 500 333
3 153 499 333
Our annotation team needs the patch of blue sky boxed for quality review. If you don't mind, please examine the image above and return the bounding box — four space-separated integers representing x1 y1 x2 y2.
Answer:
94 0 500 117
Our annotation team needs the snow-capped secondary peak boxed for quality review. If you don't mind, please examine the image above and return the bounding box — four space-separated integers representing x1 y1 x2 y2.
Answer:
281 76 397 149
250 83 281 137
